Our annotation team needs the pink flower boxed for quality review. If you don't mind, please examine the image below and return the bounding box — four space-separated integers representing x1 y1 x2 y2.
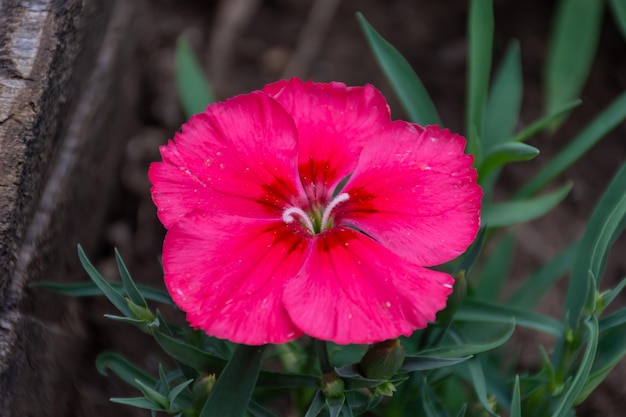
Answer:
149 78 482 346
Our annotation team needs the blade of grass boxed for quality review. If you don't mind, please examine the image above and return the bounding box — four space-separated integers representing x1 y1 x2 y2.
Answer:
510 99 581 144
518 90 626 198
483 41 522 151
200 345 265 417
357 13 441 126
563 164 626 331
544 0 603 129
175 36 215 118
466 0 494 164
482 182 571 228
609 0 626 40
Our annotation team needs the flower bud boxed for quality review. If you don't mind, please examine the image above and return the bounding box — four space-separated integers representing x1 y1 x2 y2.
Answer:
127 299 156 323
321 372 345 399
359 339 405 380
192 374 216 411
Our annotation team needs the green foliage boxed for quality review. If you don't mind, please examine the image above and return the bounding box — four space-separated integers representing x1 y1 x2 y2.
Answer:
37 2 626 416
175 36 215 118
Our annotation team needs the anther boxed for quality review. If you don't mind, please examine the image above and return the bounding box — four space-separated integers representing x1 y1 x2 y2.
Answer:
320 193 349 231
283 207 315 233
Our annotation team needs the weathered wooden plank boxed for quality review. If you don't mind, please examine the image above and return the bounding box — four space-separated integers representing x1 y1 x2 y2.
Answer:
0 0 141 414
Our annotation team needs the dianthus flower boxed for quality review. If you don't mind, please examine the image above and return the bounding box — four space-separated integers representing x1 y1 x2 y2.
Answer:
149 78 482 345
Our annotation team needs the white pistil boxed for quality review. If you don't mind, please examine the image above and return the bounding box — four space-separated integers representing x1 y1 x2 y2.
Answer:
283 207 315 233
320 192 349 231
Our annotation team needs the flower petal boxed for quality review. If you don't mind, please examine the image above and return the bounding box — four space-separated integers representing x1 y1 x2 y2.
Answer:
283 227 454 344
163 212 311 345
149 91 302 229
263 78 390 204
340 123 482 266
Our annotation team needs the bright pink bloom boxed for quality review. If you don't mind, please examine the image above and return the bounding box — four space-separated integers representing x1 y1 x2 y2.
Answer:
149 78 482 345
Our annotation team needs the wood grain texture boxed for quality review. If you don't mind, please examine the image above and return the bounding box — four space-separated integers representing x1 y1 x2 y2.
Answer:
0 0 141 414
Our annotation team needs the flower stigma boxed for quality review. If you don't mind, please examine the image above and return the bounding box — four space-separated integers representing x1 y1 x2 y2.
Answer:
282 192 350 234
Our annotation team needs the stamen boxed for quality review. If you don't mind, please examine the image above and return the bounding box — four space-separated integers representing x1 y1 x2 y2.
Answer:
321 192 349 231
283 207 315 233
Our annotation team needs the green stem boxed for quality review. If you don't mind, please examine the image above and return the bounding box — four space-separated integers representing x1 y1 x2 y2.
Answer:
316 339 332 374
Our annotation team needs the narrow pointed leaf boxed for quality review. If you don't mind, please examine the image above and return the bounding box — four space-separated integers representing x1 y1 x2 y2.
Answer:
96 352 156 389
483 41 522 151
401 355 472 372
483 182 571 228
77 245 131 317
564 164 626 331
248 401 279 417
510 376 521 417
168 379 194 404
200 345 265 417
474 233 515 302
466 0 494 161
545 0 603 126
110 397 165 412
304 391 326 417
466 359 499 416
454 226 487 276
32 281 174 305
552 316 599 417
357 13 441 126
576 320 626 404
479 142 539 179
609 0 626 40
518 90 626 198
153 330 226 374
456 300 562 337
175 36 214 118
419 321 514 358
326 395 345 417
115 248 146 308
510 99 581 144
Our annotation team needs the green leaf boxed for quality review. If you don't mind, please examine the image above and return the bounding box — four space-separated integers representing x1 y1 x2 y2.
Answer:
175 35 214 118
32 281 174 305
510 376 521 417
248 401 279 417
483 41 522 151
96 352 156 389
544 0 603 127
507 243 577 309
304 391 326 417
455 404 468 417
200 345 265 417
135 379 170 410
114 248 146 308
509 99 581 144
478 142 539 180
482 182 572 228
257 370 319 389
153 331 226 374
454 227 487 277
456 300 562 337
333 365 385 391
563 164 626 331
168 379 193 404
577 319 626 404
552 316 599 417
357 13 441 126
466 0 494 163
466 359 499 416
418 321 515 358
422 381 449 417
401 355 472 372
326 395 345 417
110 397 165 412
518 90 626 198
609 0 626 40
474 233 515 302
77 245 131 317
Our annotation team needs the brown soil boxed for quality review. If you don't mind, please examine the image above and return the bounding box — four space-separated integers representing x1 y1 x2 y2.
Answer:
73 0 626 416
